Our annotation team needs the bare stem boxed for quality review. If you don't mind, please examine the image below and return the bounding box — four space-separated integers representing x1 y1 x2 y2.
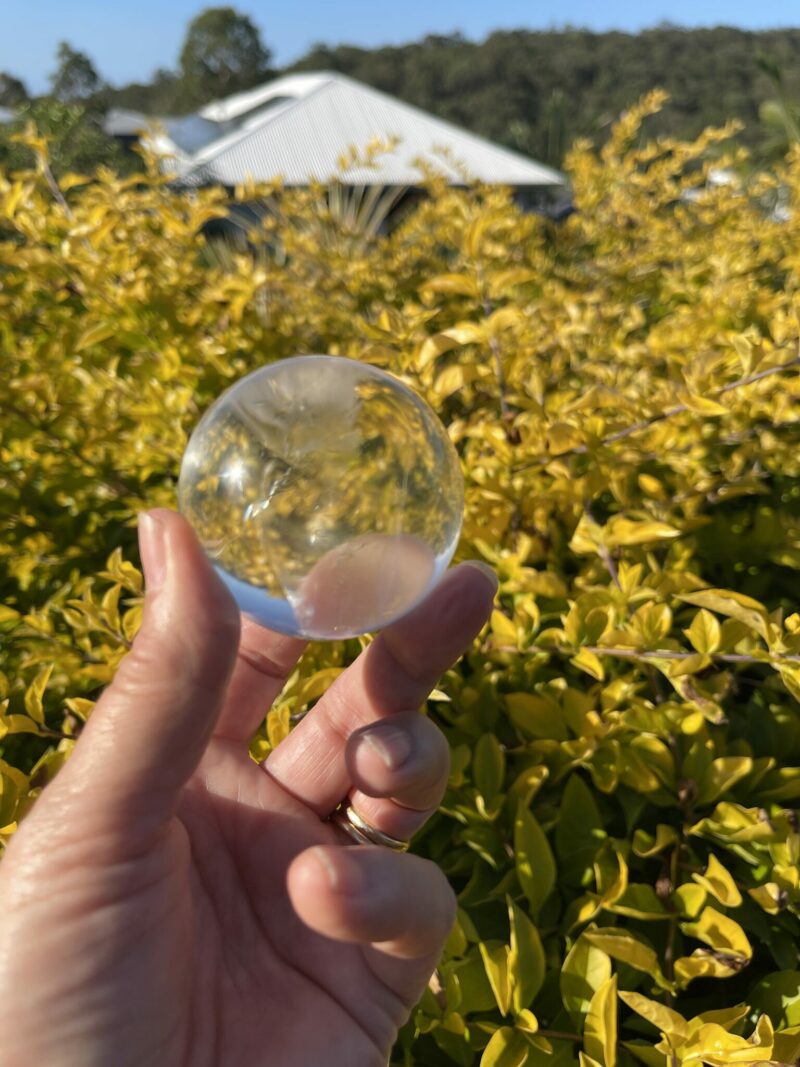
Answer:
41 158 74 219
514 348 800 471
566 645 800 665
537 1029 581 1042
482 296 513 424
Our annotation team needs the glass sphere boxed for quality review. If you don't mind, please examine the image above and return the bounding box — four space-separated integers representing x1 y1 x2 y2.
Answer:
178 355 464 639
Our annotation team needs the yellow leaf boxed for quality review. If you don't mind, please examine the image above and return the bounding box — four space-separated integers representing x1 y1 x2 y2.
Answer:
491 610 518 646
433 363 466 400
584 974 617 1067
480 941 512 1016
422 272 481 298
24 664 53 725
691 854 743 908
479 1026 529 1067
677 389 729 416
673 883 707 918
417 332 463 370
546 422 584 455
680 905 752 960
569 513 605 555
619 991 688 1040
571 648 606 680
583 928 662 979
0 714 43 739
685 609 722 655
74 321 118 352
747 883 784 915
605 517 682 548
678 589 769 642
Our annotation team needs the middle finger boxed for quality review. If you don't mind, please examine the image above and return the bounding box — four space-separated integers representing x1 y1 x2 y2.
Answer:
262 561 497 814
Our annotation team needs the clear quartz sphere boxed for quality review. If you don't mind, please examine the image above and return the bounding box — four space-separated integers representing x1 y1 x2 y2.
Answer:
178 355 464 639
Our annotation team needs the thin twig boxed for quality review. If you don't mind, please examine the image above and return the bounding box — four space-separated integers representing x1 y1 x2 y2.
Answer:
41 158 74 219
586 507 621 590
565 645 800 665
514 349 800 472
537 1029 581 1042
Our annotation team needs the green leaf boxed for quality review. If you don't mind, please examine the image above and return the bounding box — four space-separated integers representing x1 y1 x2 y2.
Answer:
508 898 546 1012
555 774 606 885
515 802 556 915
749 971 800 1028
773 1024 800 1065
608 884 669 921
632 824 678 858
474 733 506 802
505 692 568 741
560 935 612 1024
583 974 617 1067
697 756 753 804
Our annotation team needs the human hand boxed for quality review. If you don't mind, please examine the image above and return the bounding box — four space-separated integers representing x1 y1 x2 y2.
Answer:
0 509 496 1067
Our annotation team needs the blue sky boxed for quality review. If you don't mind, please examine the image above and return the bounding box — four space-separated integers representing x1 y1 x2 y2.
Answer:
2 0 795 93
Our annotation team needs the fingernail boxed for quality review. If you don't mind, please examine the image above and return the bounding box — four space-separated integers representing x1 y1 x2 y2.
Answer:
462 560 499 593
361 723 413 770
138 511 167 592
310 846 367 895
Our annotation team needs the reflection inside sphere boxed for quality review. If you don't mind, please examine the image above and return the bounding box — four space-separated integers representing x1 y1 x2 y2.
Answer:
178 355 464 639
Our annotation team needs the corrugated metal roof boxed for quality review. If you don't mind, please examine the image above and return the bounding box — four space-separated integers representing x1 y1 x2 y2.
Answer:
180 72 565 189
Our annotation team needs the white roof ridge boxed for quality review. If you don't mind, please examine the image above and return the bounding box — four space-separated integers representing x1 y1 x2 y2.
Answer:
199 70 341 122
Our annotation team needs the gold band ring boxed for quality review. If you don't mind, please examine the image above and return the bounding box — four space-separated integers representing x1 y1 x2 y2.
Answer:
330 804 410 853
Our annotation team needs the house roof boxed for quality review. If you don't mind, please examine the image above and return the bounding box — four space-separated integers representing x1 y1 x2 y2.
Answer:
198 73 335 124
104 108 148 137
177 71 565 189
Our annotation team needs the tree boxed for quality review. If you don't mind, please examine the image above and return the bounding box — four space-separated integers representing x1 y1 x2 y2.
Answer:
0 99 137 177
178 6 271 107
49 42 101 103
0 72 29 109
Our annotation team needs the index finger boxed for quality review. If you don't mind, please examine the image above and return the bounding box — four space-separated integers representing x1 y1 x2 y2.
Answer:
212 615 307 743
263 561 497 813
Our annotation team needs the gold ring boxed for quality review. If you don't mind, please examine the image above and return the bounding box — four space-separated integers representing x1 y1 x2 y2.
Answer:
330 804 410 852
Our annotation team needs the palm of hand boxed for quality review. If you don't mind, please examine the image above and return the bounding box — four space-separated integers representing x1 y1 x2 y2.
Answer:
0 513 494 1067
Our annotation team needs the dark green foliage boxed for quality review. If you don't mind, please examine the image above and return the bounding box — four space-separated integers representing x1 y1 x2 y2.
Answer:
0 74 29 110
49 42 101 104
177 6 272 108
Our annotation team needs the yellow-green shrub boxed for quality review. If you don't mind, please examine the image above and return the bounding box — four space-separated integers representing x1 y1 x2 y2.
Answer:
3 93 800 1064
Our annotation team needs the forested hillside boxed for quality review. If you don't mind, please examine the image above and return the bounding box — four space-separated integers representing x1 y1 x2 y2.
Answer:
3 20 800 169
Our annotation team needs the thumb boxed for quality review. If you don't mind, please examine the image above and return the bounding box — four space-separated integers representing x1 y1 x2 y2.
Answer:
54 508 241 841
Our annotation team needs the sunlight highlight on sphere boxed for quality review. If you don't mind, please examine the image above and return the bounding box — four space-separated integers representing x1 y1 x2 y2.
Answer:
178 356 464 639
